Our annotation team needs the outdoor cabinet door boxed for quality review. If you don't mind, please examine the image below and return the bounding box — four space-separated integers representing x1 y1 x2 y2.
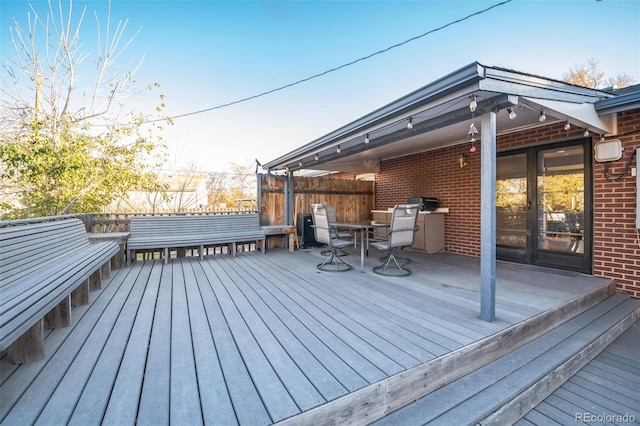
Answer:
423 214 445 253
412 214 426 251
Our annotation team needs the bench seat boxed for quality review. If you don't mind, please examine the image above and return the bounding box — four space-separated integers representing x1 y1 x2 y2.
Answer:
0 218 119 363
127 214 266 263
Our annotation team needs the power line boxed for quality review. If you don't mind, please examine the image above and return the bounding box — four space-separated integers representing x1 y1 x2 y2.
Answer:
147 0 512 123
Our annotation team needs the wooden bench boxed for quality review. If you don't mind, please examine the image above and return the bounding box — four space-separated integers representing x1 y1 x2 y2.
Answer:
261 225 298 252
127 214 266 264
0 218 119 364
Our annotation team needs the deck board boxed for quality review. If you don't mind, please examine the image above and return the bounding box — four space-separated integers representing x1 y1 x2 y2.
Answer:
527 323 640 423
191 259 271 426
0 249 616 425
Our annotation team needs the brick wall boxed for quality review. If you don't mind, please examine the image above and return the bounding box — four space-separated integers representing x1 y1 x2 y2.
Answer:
375 111 640 298
591 109 640 298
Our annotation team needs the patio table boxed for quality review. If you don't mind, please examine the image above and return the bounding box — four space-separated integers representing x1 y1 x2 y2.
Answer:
333 221 389 272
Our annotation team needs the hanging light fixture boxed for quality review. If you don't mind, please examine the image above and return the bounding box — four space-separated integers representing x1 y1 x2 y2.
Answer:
406 117 413 129
364 134 370 144
314 153 319 161
564 120 571 131
507 108 517 120
583 129 590 137
336 145 341 154
539 111 546 122
468 122 478 153
298 160 303 167
469 95 477 112
468 122 479 137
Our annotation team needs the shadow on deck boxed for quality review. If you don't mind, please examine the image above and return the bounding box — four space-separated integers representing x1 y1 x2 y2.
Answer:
1 248 636 425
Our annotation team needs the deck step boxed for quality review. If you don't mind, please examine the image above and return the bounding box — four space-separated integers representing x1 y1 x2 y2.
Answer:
274 281 617 426
372 293 640 425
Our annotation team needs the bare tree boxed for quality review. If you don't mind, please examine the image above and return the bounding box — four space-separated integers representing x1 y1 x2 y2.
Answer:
563 58 634 89
0 0 169 218
206 171 229 209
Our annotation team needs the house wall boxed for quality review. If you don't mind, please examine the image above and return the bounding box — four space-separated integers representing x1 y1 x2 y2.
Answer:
375 110 640 298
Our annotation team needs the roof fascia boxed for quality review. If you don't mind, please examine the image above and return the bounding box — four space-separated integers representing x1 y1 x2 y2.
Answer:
479 67 614 104
264 62 486 169
595 91 640 115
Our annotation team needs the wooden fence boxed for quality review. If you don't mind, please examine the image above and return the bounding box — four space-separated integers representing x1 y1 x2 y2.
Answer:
259 174 375 226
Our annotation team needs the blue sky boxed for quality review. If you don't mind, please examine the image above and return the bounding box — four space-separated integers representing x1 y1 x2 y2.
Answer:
2 0 639 172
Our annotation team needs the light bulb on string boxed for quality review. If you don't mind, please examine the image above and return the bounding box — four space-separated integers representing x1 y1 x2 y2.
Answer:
406 117 413 129
564 121 571 131
469 95 477 112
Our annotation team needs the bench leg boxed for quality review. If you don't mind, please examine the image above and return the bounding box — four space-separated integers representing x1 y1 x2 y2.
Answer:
89 269 102 291
45 295 72 329
71 279 90 306
289 233 296 252
199 245 204 261
8 319 45 364
231 242 237 257
101 260 111 280
260 239 265 254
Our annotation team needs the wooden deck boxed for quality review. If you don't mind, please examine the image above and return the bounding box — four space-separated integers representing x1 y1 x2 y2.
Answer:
0 248 614 425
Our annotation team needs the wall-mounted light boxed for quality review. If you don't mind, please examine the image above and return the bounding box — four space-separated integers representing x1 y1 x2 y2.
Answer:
539 111 546 122
469 95 477 112
458 154 467 169
336 145 341 154
406 117 413 129
364 134 370 144
564 120 571 131
507 108 517 120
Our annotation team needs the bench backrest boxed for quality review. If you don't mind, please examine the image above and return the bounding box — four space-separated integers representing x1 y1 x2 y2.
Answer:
0 219 89 283
129 214 262 238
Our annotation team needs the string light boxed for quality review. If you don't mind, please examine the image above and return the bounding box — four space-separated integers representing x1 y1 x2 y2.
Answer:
539 111 546 122
407 117 413 129
364 134 370 144
298 160 303 167
336 145 341 153
507 108 517 120
564 120 571 131
583 129 590 137
469 95 477 112
314 153 319 161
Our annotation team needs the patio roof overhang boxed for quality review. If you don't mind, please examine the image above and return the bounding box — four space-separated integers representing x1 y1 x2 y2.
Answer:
263 62 616 174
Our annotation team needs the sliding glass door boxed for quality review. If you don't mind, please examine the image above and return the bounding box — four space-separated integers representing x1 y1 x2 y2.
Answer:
496 139 592 273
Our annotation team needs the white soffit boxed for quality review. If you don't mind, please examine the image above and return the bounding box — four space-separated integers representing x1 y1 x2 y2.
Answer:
521 97 617 136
